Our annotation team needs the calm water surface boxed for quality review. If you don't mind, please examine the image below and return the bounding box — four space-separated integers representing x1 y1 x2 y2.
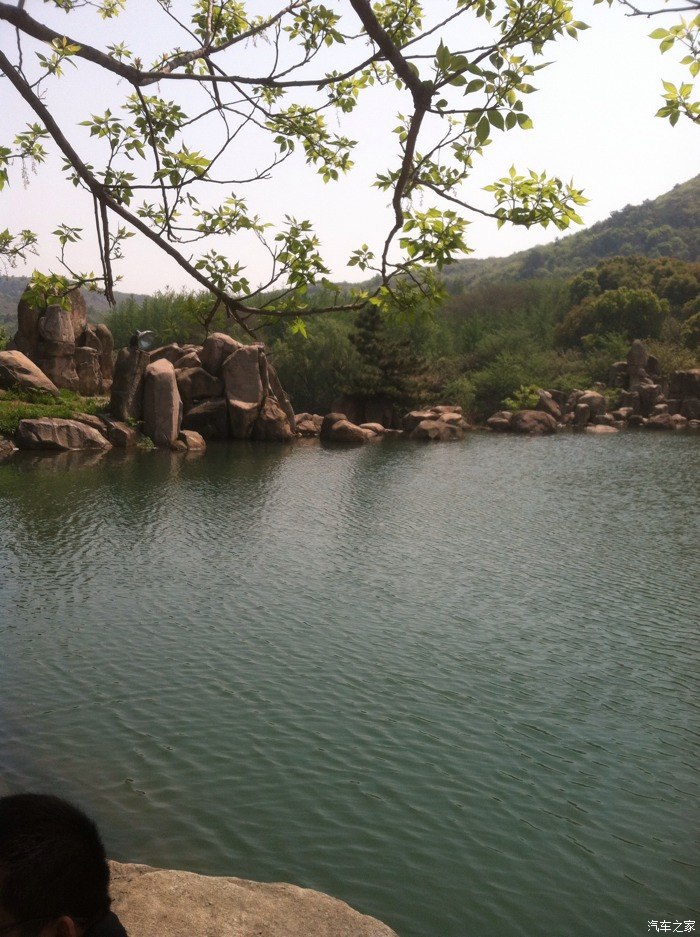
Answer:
0 433 698 937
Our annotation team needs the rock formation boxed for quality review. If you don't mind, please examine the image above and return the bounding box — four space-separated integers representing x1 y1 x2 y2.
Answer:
0 350 60 397
109 861 399 937
485 343 700 435
9 289 114 394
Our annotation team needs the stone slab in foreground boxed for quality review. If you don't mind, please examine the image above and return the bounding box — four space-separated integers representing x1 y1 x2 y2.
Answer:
109 861 399 937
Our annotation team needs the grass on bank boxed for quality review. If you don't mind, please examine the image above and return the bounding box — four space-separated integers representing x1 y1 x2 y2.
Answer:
0 389 108 437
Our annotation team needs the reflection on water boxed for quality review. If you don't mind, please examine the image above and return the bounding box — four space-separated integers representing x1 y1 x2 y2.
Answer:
0 433 698 937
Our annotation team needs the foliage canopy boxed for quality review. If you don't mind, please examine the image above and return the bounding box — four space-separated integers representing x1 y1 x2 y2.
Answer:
0 0 598 333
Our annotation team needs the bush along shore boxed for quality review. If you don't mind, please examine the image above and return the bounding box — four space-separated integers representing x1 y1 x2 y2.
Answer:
0 290 699 462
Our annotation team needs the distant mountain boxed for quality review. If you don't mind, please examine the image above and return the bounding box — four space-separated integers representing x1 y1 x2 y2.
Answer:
440 174 700 290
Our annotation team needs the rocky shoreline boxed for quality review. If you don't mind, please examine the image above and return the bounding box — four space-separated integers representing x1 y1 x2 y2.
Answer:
0 289 698 460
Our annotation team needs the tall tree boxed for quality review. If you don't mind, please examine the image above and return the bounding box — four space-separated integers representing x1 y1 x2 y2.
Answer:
0 0 593 334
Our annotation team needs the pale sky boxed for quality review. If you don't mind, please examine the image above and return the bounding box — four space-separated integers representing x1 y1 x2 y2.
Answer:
0 0 698 295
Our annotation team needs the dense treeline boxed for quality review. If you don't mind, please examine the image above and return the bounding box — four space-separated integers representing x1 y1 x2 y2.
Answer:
101 255 699 420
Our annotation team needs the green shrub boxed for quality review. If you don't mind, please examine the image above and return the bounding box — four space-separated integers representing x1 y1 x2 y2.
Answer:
680 312 700 351
439 376 476 414
0 325 8 351
503 384 541 412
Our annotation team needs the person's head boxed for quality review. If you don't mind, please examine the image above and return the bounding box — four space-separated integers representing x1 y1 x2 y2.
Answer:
0 794 111 937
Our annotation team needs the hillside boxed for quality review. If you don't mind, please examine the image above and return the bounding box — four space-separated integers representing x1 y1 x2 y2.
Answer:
440 174 700 291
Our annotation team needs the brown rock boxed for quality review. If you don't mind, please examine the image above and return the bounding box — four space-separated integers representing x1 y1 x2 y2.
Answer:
322 418 369 444
627 414 646 428
510 410 558 434
109 861 399 937
0 350 59 397
95 323 115 385
110 346 149 421
608 361 628 388
578 391 606 417
619 390 640 413
100 418 143 448
74 347 102 397
15 417 112 451
66 289 88 339
688 420 700 430
182 398 229 440
592 412 615 426
174 351 202 370
638 383 665 416
585 425 619 434
143 359 182 447
150 344 184 365
320 412 348 440
574 403 590 426
402 410 436 434
486 415 512 432
71 413 109 435
175 367 224 412
38 303 75 345
612 407 634 421
296 414 322 437
432 404 462 415
178 430 206 452
252 396 295 442
645 413 677 431
411 419 463 441
37 353 80 392
221 345 264 439
360 423 385 435
13 293 43 358
535 389 562 419
200 332 243 377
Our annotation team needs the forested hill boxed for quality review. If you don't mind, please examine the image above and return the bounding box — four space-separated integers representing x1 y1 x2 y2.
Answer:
440 174 700 291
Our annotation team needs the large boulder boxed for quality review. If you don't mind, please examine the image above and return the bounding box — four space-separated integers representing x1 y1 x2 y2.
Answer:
95 323 115 386
142 359 182 447
295 413 323 437
38 303 75 347
0 350 59 397
109 861 399 937
221 345 264 439
680 398 700 420
252 396 295 442
577 391 606 417
200 332 243 377
150 344 185 366
535 389 561 420
15 417 112 451
182 398 229 440
510 410 558 434
486 411 512 432
411 419 459 441
110 346 149 421
320 412 369 443
74 347 102 397
175 367 224 412
638 383 665 416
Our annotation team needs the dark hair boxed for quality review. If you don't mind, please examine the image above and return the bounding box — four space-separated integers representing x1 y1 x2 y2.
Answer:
0 794 111 929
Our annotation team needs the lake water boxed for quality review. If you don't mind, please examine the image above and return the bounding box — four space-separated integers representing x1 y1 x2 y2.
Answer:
0 433 698 937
